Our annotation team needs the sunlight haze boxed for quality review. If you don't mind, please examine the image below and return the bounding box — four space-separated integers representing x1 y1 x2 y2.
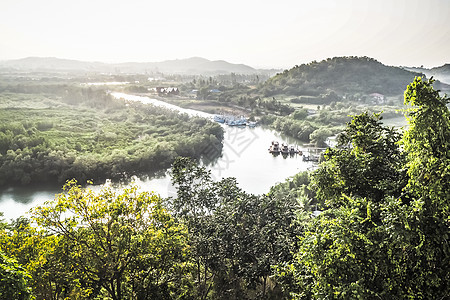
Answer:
0 0 449 68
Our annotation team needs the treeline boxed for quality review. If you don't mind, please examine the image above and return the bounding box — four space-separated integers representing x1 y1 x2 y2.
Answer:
0 85 223 186
0 77 448 299
177 77 295 116
260 102 402 147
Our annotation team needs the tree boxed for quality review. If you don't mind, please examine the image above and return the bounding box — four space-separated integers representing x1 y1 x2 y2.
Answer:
32 180 190 300
386 77 450 298
0 251 33 300
279 78 449 299
280 112 407 298
402 76 450 217
292 109 308 120
0 216 70 300
309 127 332 147
311 111 406 208
170 157 298 299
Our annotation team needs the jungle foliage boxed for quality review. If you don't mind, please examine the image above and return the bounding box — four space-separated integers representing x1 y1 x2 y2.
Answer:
0 84 223 187
0 78 448 299
277 77 449 299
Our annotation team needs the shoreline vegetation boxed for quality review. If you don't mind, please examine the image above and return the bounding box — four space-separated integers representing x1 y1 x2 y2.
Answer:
1 77 448 299
0 85 224 187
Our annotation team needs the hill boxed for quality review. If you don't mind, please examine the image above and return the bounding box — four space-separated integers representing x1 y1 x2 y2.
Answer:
114 57 257 74
401 64 450 86
259 56 424 98
0 56 258 75
0 57 108 72
428 64 450 85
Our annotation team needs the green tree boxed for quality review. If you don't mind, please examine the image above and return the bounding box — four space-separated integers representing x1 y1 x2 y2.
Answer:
32 180 190 300
292 109 308 120
0 251 33 300
279 78 449 299
170 157 298 299
309 127 332 147
0 217 68 300
386 77 449 298
312 112 406 208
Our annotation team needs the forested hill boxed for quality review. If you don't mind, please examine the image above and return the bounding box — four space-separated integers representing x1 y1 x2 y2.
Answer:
404 64 450 85
428 64 450 84
259 56 423 97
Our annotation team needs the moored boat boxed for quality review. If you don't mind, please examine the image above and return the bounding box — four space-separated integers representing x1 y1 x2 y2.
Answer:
226 116 247 126
281 143 289 155
269 141 281 153
303 155 320 162
289 145 302 155
213 115 226 123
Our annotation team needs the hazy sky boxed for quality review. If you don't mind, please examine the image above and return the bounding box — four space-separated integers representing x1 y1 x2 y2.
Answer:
1 0 449 69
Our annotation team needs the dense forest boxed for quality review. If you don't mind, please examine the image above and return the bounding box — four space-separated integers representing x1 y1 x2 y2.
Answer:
1 77 448 299
259 56 424 99
0 83 223 186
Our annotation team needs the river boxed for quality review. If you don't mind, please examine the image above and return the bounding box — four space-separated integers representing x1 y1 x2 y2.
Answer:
0 93 319 220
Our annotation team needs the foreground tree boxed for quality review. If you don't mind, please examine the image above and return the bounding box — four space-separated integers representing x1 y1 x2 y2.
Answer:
0 251 33 300
170 157 299 299
390 77 450 297
0 217 69 300
312 111 406 207
279 77 449 299
32 180 190 300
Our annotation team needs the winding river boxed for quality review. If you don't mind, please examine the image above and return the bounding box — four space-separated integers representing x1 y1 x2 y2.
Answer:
0 94 319 220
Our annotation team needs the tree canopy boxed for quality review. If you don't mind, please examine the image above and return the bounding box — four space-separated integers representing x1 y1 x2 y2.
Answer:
0 77 449 299
278 77 449 299
0 86 223 187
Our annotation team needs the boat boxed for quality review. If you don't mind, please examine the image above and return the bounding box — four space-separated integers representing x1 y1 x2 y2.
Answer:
215 114 256 127
303 155 320 162
269 141 281 154
281 143 289 155
213 115 226 123
289 145 302 155
247 121 257 128
226 116 247 126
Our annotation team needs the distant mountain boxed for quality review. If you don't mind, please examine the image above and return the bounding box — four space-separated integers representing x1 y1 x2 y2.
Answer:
428 64 450 85
403 64 450 85
114 57 258 74
259 56 425 97
431 63 450 74
0 57 109 72
0 56 258 75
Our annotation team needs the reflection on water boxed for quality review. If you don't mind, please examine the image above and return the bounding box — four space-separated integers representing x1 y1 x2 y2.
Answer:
0 186 60 221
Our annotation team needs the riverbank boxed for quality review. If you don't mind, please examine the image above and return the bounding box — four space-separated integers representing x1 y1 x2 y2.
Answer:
125 91 408 146
0 89 224 188
1 93 318 220
129 92 253 118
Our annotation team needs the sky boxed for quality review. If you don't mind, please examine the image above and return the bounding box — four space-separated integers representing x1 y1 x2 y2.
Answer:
0 0 449 69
